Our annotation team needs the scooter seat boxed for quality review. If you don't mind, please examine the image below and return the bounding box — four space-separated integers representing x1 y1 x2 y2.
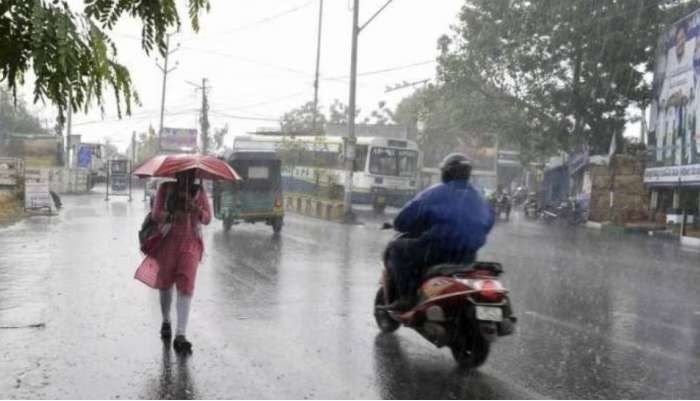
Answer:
422 261 503 280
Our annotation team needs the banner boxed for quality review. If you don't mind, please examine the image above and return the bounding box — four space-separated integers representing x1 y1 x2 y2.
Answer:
161 127 197 151
648 10 700 166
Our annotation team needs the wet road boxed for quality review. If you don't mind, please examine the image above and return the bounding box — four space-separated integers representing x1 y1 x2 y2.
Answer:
1 190 700 399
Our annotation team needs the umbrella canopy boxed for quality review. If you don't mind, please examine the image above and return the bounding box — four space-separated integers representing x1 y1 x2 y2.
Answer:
133 153 241 181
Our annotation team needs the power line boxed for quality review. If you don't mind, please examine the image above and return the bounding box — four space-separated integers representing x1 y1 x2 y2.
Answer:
210 91 308 112
179 1 315 42
72 109 197 127
208 110 279 122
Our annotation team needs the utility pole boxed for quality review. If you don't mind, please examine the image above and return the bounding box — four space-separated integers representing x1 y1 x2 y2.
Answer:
200 78 210 154
311 0 324 134
344 0 394 220
131 131 136 165
156 34 179 153
66 92 72 167
186 79 211 154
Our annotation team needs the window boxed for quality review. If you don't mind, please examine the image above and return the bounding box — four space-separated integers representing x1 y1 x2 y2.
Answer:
397 150 417 177
248 166 269 179
369 147 418 177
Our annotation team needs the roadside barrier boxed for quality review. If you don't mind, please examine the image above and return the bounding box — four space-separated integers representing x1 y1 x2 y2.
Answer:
284 193 344 222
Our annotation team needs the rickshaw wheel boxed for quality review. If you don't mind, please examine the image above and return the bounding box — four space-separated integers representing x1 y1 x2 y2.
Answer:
272 217 283 233
223 218 233 232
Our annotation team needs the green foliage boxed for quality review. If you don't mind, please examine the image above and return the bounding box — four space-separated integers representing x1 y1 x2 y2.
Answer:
213 124 228 152
0 0 209 124
135 125 158 164
280 101 325 134
361 101 394 125
280 99 370 133
0 88 45 133
437 0 700 155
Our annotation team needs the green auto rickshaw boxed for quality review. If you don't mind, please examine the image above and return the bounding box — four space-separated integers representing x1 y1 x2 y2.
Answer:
213 150 284 233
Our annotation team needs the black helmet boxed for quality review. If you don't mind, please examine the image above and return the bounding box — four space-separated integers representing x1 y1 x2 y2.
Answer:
440 153 472 183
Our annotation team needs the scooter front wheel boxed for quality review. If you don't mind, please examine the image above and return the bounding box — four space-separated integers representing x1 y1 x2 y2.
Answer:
373 288 400 333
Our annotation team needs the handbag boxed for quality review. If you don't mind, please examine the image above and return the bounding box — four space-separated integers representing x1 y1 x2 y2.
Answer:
138 212 172 255
138 188 174 255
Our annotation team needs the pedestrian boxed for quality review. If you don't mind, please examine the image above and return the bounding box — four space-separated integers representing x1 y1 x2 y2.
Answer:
135 169 211 354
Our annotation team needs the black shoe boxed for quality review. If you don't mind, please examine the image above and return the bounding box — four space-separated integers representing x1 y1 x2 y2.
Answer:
160 322 172 339
173 335 192 355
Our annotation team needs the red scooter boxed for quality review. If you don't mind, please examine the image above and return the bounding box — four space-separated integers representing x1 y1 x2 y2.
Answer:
374 232 517 369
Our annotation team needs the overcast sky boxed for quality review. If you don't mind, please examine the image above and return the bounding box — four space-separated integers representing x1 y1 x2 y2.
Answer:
25 0 464 151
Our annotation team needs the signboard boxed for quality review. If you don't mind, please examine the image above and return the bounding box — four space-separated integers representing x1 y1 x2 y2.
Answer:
648 10 700 166
644 163 700 185
24 168 52 210
78 145 93 168
161 127 197 151
109 159 129 193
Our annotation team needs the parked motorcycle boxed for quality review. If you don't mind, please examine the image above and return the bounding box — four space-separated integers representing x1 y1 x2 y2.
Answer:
541 197 587 225
374 229 517 369
523 193 539 219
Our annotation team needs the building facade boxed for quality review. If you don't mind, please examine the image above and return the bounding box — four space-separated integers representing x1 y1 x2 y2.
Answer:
646 9 700 224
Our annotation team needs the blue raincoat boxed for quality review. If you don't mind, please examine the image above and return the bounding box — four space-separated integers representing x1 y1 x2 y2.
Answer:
394 180 495 253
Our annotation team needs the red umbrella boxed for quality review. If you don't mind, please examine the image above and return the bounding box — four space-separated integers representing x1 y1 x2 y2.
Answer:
132 153 241 181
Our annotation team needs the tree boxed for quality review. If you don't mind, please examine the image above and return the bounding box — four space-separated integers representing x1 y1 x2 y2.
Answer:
437 0 700 155
213 124 228 153
103 138 120 159
0 0 210 124
362 101 394 125
0 88 45 133
135 125 158 164
327 99 359 125
280 101 325 134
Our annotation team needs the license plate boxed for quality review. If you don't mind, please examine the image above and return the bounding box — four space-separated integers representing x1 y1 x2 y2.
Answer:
476 306 503 322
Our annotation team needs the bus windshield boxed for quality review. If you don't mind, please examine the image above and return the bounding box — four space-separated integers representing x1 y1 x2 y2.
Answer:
369 147 418 177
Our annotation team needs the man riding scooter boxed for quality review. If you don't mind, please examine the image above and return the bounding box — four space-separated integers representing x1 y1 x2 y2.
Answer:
381 153 495 311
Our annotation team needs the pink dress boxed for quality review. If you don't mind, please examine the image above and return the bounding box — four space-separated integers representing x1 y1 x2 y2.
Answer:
135 182 211 295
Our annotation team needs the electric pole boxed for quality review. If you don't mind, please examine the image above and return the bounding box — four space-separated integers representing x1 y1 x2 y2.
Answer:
344 0 394 220
156 34 179 153
66 92 72 167
131 131 136 165
186 79 212 154
311 0 324 134
200 78 210 154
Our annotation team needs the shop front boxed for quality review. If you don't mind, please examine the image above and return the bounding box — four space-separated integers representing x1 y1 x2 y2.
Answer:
644 164 700 232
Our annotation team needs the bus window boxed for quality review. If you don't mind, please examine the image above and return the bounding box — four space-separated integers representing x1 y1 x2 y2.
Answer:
370 147 398 175
369 147 418 176
397 150 418 177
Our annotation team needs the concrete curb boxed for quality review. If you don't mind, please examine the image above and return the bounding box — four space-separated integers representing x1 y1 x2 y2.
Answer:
585 221 603 230
284 193 344 222
586 220 700 248
681 236 700 249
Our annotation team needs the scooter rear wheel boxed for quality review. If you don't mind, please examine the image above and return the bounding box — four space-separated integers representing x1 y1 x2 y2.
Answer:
373 288 400 333
450 324 490 369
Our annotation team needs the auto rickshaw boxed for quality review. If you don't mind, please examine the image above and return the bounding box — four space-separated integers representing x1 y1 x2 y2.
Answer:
213 150 284 233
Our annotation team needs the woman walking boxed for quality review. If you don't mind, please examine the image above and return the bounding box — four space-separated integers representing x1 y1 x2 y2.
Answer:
138 169 211 354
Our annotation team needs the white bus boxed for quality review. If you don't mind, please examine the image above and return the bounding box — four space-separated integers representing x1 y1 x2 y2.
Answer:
233 134 421 209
